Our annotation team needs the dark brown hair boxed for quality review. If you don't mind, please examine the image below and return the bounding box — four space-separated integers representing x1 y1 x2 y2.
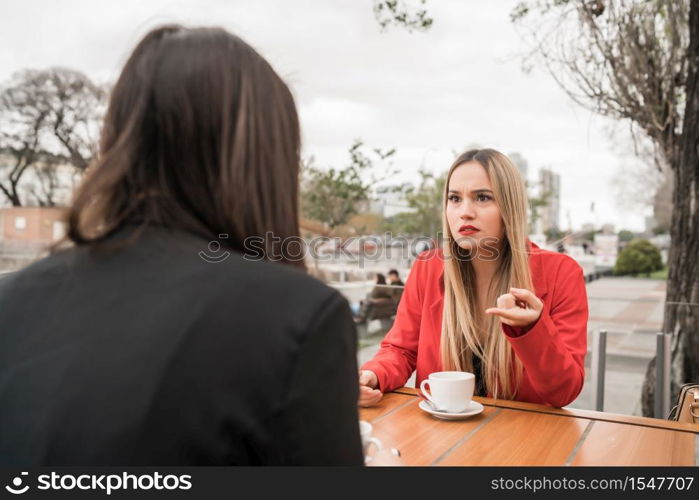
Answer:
66 25 303 267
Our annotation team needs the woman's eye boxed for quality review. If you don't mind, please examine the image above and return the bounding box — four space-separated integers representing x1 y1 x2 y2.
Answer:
448 195 460 202
476 193 492 202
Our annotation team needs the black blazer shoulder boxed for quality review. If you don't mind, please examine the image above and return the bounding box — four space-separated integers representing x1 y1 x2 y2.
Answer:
0 226 363 465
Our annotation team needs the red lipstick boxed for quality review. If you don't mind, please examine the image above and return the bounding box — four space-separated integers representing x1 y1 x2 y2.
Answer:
458 225 479 235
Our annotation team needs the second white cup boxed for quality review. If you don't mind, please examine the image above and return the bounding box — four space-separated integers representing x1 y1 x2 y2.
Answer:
420 371 475 413
359 420 382 463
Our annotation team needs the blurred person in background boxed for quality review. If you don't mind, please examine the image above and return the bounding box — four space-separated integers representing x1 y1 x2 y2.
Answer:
387 269 404 287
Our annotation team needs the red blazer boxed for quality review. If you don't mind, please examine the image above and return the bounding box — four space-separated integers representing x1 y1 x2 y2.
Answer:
361 243 588 407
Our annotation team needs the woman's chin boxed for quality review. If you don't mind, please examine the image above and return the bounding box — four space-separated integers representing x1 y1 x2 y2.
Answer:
453 235 479 250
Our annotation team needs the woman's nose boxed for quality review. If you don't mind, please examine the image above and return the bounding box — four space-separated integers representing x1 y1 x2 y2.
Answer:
459 199 476 219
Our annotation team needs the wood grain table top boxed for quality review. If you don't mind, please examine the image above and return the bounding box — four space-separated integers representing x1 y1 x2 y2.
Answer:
359 388 698 466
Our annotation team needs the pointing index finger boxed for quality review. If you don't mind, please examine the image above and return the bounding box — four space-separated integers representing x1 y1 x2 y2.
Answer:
510 288 540 308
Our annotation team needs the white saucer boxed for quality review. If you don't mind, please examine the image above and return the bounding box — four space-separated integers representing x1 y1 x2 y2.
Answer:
418 400 484 420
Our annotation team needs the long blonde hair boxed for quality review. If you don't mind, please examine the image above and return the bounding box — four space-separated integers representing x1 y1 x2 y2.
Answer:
440 149 533 399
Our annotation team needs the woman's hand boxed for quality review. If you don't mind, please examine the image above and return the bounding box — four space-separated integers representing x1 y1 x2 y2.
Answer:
485 287 543 330
358 370 383 407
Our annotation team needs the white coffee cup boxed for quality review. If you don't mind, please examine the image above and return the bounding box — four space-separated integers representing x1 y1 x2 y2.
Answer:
359 420 382 462
420 371 475 413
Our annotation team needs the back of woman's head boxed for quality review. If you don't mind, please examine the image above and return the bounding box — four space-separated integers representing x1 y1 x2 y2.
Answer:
67 25 301 266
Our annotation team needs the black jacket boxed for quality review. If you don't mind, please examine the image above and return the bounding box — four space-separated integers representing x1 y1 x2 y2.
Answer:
0 226 364 465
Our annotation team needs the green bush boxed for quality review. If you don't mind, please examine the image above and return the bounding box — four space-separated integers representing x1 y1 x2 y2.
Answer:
614 239 663 277
618 229 635 242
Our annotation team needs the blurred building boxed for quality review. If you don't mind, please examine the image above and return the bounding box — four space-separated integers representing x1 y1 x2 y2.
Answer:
369 192 411 218
644 215 657 235
539 168 560 232
508 152 529 181
601 223 615 234
594 233 619 268
0 206 66 254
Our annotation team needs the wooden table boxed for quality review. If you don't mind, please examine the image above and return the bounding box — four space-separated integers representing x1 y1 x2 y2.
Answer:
359 388 699 466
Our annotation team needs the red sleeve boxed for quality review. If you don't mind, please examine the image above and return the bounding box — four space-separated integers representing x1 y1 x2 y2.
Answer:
360 255 428 392
502 258 588 407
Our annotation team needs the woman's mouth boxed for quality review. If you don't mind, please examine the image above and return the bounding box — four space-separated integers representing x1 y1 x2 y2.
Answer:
458 225 480 235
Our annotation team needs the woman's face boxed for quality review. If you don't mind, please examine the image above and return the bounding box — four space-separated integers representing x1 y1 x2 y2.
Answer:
446 161 505 256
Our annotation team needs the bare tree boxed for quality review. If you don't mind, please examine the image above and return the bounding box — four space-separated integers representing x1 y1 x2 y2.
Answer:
44 68 106 171
0 71 52 205
0 68 105 206
25 155 73 207
512 0 688 169
610 136 669 214
512 0 698 416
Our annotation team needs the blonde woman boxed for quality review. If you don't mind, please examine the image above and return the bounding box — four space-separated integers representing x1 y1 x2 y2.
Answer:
359 149 588 408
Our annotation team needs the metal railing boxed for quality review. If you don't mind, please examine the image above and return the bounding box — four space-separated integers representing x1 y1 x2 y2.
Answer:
590 329 607 412
590 328 676 419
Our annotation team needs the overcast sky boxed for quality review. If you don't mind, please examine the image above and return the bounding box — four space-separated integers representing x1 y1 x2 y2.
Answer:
0 0 651 231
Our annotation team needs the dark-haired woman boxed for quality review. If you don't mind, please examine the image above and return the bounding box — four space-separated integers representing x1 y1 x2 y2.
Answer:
0 26 363 466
